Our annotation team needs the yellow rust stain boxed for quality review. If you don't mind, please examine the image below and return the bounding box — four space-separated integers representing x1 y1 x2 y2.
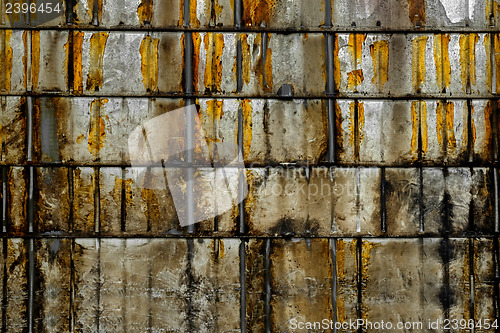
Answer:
495 34 500 94
333 34 341 92
459 34 479 92
73 32 84 94
32 31 40 91
242 0 277 27
335 102 343 157
348 101 365 145
242 99 253 159
433 34 451 92
335 239 347 321
486 1 500 23
140 36 160 92
87 0 103 24
76 134 85 144
347 69 364 90
241 34 251 85
137 0 153 25
204 100 224 143
370 40 389 91
411 101 428 157
213 0 224 19
255 34 273 93
347 34 366 68
361 240 377 283
484 101 494 154
180 0 200 27
411 35 428 92
484 34 492 92
88 99 109 157
21 31 40 90
204 33 225 92
437 101 457 151
86 32 109 93
408 0 426 25
192 32 202 91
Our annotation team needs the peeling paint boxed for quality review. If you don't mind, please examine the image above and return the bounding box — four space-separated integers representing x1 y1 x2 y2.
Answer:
347 34 366 68
437 101 456 152
242 99 252 159
411 36 428 93
1 31 13 91
137 0 153 25
411 101 428 157
433 34 451 92
241 34 251 86
347 69 364 91
86 32 109 93
484 34 492 92
88 99 109 157
192 32 202 91
242 0 277 27
140 36 160 92
459 34 479 92
72 32 84 94
408 0 426 26
204 33 225 92
484 101 494 155
333 34 341 92
370 40 389 91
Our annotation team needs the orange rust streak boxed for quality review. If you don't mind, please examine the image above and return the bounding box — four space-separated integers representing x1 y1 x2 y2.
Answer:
358 102 365 144
0 31 13 91
192 32 202 92
335 102 343 158
408 0 426 25
484 101 493 154
347 69 364 91
22 31 28 90
137 0 153 25
445 102 456 151
411 35 428 93
484 34 492 92
348 102 356 146
241 34 251 85
242 0 277 27
263 35 273 92
370 40 389 92
436 101 445 151
139 36 160 92
411 101 427 157
348 34 366 68
31 31 40 91
88 99 109 157
242 99 253 159
88 0 103 24
333 34 341 92
73 32 84 94
190 0 200 27
205 100 224 143
421 101 428 154
86 32 109 93
433 34 451 92
459 34 479 93
495 34 500 95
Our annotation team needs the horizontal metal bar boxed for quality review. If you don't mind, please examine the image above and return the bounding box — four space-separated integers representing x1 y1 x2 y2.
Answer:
0 26 498 34
0 93 499 100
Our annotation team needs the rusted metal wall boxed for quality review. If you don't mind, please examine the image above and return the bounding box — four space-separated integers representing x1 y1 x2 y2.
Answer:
0 0 499 332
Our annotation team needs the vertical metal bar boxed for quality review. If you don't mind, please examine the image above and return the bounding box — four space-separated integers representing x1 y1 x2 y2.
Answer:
65 0 74 25
92 0 99 26
234 0 242 29
239 240 246 333
419 167 424 233
356 237 362 332
264 238 271 333
355 167 361 233
380 167 386 233
183 0 191 27
2 167 6 233
326 33 336 164
330 238 337 333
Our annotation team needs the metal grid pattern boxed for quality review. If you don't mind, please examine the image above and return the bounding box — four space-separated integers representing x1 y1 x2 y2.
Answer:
0 0 499 332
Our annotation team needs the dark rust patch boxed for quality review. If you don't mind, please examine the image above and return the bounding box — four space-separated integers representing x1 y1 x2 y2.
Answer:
408 0 426 26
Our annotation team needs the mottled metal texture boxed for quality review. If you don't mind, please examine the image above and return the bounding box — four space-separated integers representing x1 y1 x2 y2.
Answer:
0 0 498 332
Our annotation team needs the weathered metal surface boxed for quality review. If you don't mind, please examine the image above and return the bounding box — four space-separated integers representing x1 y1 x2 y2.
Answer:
0 97 27 164
35 167 71 233
270 238 333 331
33 238 71 332
4 238 29 331
7 167 28 234
242 99 328 164
73 167 96 233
